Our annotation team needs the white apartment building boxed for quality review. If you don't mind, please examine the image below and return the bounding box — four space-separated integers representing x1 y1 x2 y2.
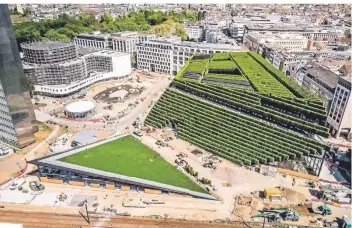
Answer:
184 24 204 41
244 32 308 52
136 38 175 75
74 32 156 54
74 33 111 49
229 23 245 42
318 50 351 61
111 32 156 53
243 24 344 42
136 37 242 75
327 76 352 139
111 36 137 54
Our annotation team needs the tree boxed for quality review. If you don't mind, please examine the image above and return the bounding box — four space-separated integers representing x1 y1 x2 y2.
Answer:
175 23 187 41
13 8 199 50
44 29 70 41
102 13 114 24
78 13 96 27
56 27 77 39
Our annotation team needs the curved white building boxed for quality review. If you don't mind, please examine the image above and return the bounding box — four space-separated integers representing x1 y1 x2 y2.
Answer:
22 43 132 97
65 100 95 118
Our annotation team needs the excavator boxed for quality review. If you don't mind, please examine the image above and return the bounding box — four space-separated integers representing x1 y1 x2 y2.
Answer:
252 207 300 222
251 213 282 222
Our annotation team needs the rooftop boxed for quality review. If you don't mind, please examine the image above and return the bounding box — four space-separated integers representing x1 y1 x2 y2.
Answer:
306 62 340 89
21 41 74 50
77 47 102 56
65 100 95 113
245 24 306 31
89 50 129 57
177 41 241 50
76 33 110 39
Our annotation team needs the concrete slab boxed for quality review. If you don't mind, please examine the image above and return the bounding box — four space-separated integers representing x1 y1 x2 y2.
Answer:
68 194 97 207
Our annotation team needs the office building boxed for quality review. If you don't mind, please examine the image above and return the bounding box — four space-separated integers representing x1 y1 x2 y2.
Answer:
302 62 340 107
244 33 308 52
22 42 131 96
327 76 352 139
74 32 156 53
74 33 111 49
0 5 36 148
243 24 344 41
136 37 242 75
183 23 204 41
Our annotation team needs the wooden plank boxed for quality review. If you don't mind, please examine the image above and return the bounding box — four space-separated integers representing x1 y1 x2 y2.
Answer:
106 184 115 190
91 183 100 188
69 181 85 187
144 188 161 195
276 167 318 181
121 185 130 191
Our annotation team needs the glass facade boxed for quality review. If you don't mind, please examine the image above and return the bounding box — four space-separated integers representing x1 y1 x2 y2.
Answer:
0 4 36 148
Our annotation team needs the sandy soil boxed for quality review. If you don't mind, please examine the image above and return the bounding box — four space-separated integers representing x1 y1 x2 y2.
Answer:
0 210 260 228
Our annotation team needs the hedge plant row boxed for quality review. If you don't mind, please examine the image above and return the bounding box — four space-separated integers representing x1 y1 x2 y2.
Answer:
248 51 317 100
145 88 326 166
211 53 231 61
172 80 329 137
208 60 237 71
230 52 295 98
205 73 248 82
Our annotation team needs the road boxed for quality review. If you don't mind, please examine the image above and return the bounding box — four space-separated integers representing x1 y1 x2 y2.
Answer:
35 76 171 132
0 210 254 228
18 125 62 176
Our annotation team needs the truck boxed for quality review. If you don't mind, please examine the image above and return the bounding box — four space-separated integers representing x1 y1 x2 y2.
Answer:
311 204 332 216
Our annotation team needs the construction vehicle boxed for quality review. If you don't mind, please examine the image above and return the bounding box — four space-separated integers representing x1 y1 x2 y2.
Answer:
29 181 45 191
133 130 143 137
203 161 217 169
155 140 165 147
342 215 351 228
311 204 332 216
307 181 316 188
252 213 282 222
257 207 300 222
59 193 67 201
10 178 25 190
178 152 188 158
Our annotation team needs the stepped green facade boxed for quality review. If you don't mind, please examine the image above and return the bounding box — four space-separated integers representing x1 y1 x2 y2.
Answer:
145 52 328 166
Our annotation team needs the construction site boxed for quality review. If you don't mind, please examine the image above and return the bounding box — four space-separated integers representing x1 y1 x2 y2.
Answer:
0 68 351 227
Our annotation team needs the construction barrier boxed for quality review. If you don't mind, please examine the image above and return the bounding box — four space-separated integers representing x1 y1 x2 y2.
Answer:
40 177 63 184
106 184 115 190
121 185 130 191
90 183 100 188
144 188 162 195
169 192 193 198
276 167 319 181
69 181 85 187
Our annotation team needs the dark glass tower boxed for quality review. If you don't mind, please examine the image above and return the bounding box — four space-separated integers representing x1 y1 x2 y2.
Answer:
0 4 36 148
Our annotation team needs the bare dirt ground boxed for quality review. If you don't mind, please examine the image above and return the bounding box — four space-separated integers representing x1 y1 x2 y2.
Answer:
0 210 259 228
0 123 56 183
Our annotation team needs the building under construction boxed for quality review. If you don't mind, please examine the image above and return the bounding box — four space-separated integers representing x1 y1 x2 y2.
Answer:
21 42 77 64
22 41 131 97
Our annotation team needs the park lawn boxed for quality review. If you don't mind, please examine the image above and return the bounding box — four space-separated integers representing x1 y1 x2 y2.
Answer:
59 136 206 193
